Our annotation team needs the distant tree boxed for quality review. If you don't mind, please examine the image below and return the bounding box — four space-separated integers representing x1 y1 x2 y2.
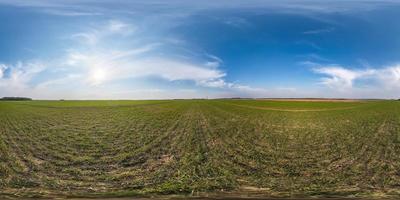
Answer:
0 97 32 101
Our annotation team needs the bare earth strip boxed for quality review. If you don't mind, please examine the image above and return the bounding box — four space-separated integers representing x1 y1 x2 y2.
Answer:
225 103 359 112
255 98 365 102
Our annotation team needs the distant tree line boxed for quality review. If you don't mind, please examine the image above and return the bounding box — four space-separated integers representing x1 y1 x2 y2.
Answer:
0 97 32 101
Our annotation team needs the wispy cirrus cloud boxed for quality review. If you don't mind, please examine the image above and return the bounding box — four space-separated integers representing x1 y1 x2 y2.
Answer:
1 0 398 17
65 19 225 87
313 66 372 89
303 27 335 34
0 0 105 17
65 19 261 92
0 61 47 94
66 49 227 87
296 40 322 50
313 65 400 97
71 20 135 45
42 9 103 16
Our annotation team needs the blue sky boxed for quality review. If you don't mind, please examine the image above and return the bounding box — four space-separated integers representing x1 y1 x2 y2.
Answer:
0 0 400 99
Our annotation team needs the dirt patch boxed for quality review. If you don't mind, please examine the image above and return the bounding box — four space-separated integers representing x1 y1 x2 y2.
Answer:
145 154 174 171
256 98 364 102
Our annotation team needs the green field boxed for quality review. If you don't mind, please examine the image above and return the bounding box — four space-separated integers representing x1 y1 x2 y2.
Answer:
0 100 399 199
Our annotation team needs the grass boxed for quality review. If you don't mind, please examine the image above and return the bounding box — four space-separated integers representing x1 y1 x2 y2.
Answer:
0 99 399 199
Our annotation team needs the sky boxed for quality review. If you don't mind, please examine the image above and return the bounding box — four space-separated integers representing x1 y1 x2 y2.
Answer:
0 0 400 99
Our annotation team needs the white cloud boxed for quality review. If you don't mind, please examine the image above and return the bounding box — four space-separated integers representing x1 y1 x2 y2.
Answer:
65 31 265 94
204 54 223 68
71 32 99 45
108 20 131 33
204 61 220 68
313 65 400 98
0 64 6 78
65 20 229 88
61 18 254 94
313 66 370 89
298 60 321 67
222 17 250 28
231 84 267 93
43 9 103 16
0 61 47 95
198 79 228 88
71 20 134 45
376 65 400 90
66 49 226 87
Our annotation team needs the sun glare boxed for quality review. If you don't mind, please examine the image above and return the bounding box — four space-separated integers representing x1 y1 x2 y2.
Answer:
90 68 106 85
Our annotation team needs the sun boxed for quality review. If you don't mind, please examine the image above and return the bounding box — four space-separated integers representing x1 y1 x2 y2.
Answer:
90 68 106 85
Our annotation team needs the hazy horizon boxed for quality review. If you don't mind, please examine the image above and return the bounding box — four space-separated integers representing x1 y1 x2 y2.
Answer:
1 0 400 99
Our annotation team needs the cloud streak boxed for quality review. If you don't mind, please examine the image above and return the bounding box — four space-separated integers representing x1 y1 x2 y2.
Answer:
64 19 259 92
1 0 399 17
66 49 227 87
313 65 400 98
71 20 135 45
303 27 335 34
